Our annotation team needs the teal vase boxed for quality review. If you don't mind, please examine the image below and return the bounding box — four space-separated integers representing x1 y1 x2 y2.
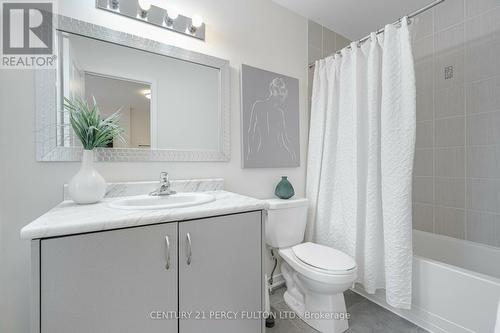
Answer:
275 176 295 199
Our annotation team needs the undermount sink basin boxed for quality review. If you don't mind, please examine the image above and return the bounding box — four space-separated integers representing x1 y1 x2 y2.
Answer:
109 193 216 210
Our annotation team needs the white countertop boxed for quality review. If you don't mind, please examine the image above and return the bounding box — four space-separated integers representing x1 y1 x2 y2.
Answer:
21 191 267 240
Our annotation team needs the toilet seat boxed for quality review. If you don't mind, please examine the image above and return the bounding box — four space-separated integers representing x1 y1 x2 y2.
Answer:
292 242 356 273
279 244 357 285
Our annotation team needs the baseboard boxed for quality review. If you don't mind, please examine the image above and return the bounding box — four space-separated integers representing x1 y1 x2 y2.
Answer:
352 287 473 333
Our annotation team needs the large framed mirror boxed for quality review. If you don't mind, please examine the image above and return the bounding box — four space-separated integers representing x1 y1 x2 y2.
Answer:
36 16 230 162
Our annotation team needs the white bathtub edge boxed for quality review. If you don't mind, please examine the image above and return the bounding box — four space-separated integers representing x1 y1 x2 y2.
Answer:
413 230 500 280
351 286 474 333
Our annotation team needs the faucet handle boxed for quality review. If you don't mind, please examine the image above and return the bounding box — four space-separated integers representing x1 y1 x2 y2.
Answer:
160 172 169 182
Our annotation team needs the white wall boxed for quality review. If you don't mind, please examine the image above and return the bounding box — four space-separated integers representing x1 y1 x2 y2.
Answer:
0 0 308 332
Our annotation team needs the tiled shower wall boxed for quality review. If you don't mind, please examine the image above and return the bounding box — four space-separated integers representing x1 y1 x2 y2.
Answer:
412 0 500 247
307 20 350 108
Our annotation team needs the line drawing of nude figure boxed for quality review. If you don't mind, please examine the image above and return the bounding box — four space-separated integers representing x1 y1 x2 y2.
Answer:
246 77 297 162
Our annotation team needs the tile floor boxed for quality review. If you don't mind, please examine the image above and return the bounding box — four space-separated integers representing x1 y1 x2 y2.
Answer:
267 287 428 333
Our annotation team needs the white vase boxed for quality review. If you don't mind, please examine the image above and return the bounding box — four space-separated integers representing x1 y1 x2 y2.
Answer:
68 150 106 204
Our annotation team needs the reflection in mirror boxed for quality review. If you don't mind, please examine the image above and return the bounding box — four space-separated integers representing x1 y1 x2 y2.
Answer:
85 74 151 149
57 31 221 152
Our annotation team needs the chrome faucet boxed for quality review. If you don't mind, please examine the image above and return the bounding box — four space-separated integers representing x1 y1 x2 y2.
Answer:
149 172 176 196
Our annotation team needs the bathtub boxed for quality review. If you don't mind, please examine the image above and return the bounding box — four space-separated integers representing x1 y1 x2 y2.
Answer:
353 230 500 333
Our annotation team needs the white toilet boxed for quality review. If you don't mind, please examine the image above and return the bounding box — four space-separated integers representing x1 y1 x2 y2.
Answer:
265 198 357 333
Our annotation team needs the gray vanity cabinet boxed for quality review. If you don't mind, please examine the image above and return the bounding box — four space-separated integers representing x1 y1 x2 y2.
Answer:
34 211 263 333
39 222 179 333
179 212 262 333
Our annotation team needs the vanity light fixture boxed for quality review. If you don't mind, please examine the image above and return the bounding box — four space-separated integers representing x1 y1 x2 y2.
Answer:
96 0 206 41
189 15 203 34
143 89 151 99
138 0 152 19
165 8 179 26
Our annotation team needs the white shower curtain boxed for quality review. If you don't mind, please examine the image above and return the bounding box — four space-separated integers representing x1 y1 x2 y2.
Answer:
306 19 415 309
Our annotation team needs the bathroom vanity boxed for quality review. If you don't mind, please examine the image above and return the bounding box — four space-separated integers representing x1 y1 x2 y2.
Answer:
21 187 266 333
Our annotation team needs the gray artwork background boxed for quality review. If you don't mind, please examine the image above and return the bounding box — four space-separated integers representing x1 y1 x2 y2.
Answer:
241 64 300 168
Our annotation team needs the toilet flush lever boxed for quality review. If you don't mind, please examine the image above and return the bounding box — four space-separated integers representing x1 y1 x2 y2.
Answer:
186 233 192 265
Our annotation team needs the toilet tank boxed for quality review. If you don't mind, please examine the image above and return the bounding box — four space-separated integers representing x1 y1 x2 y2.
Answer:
265 198 309 248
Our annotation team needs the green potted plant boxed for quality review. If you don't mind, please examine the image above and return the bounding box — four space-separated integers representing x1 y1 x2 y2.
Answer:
64 97 124 204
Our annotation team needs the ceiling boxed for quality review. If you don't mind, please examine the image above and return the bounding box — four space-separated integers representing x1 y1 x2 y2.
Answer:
272 0 435 40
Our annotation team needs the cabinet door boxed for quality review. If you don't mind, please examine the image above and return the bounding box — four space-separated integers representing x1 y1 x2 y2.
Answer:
40 223 178 333
179 211 262 333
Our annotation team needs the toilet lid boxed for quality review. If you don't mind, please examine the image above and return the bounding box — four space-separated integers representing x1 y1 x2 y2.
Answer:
292 242 356 272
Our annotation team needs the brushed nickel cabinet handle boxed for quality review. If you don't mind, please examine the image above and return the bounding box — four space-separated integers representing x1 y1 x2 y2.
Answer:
186 233 192 266
165 235 171 270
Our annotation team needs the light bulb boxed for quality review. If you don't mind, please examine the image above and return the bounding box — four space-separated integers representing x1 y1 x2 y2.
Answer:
138 0 152 11
137 0 151 19
167 8 179 20
192 15 203 28
165 8 179 26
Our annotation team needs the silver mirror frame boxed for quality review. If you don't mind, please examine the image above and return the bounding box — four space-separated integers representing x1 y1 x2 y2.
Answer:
36 15 230 162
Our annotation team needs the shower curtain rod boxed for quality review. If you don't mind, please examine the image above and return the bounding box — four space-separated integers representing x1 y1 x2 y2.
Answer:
308 0 445 69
